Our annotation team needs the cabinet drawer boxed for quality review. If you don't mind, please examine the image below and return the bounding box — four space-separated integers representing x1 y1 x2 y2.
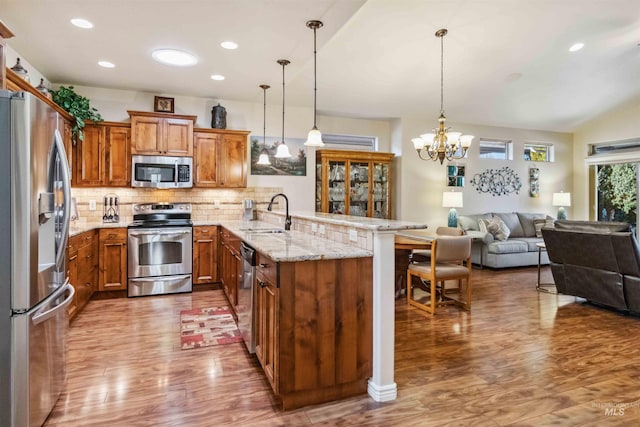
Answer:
99 228 127 241
256 252 278 286
194 225 217 239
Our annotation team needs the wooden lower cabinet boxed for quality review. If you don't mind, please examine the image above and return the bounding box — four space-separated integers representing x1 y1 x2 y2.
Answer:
254 252 373 410
67 230 98 320
219 227 240 313
193 226 218 284
98 228 127 291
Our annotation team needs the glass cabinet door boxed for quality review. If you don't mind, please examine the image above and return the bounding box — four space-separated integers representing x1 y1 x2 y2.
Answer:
327 160 346 214
348 161 369 217
372 162 390 219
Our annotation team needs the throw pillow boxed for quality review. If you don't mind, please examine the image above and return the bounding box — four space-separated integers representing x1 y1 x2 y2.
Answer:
534 216 555 238
486 216 511 241
478 219 489 233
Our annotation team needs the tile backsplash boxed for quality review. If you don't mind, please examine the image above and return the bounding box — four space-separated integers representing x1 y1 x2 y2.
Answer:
71 187 283 227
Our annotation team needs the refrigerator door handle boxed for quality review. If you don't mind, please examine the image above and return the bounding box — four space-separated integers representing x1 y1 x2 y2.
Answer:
52 129 71 272
32 282 74 326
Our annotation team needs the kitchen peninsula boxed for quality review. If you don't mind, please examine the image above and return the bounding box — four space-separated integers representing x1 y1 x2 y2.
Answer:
69 210 427 409
252 209 428 405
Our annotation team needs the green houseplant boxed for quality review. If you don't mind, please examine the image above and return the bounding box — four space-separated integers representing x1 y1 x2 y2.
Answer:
50 85 103 144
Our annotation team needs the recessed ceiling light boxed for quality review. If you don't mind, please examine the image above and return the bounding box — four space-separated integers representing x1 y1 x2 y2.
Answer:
569 43 584 52
70 18 94 29
152 49 198 67
211 74 225 81
98 61 115 68
220 41 238 50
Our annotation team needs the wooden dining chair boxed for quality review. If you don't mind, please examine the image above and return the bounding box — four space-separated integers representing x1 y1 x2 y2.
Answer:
411 226 463 263
407 235 472 314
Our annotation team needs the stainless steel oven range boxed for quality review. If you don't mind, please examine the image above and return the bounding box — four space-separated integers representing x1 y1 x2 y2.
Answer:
127 203 193 297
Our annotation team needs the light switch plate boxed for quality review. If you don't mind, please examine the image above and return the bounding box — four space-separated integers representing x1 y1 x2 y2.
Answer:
89 200 96 211
319 224 326 235
311 223 317 232
349 229 358 242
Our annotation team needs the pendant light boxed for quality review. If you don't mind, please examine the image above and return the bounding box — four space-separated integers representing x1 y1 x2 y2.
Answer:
275 59 292 158
257 84 271 165
304 20 324 147
411 29 473 164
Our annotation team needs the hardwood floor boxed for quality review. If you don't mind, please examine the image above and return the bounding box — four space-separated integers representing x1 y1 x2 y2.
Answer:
45 266 640 426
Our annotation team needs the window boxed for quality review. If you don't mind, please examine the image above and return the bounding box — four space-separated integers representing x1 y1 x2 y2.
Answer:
479 138 512 160
524 143 554 162
321 133 377 151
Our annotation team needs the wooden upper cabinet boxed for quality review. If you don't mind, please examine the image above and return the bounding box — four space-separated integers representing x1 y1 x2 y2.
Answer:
128 111 196 156
194 131 220 186
194 128 249 188
75 121 130 187
76 123 105 186
106 125 131 186
0 21 14 90
221 133 248 188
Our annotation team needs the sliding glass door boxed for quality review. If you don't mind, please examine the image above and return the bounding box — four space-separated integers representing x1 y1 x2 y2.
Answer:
595 162 637 231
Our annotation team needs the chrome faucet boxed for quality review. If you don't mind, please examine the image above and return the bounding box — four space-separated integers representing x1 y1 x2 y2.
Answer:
267 193 291 231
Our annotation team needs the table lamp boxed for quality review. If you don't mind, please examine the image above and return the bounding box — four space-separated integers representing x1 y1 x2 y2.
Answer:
552 192 571 220
442 191 463 227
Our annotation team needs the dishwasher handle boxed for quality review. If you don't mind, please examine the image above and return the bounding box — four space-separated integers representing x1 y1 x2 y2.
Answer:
240 242 256 266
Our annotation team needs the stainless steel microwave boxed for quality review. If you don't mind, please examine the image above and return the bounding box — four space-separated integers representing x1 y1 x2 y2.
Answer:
131 155 193 188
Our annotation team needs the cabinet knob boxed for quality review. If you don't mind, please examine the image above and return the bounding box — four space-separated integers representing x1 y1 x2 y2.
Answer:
258 263 268 268
258 281 266 288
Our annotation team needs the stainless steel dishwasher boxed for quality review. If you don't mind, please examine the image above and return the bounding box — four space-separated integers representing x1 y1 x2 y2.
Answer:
238 242 257 353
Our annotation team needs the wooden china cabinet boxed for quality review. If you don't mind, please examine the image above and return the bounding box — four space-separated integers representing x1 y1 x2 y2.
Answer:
316 149 395 219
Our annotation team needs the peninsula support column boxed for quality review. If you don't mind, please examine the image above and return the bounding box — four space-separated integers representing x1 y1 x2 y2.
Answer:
368 229 397 401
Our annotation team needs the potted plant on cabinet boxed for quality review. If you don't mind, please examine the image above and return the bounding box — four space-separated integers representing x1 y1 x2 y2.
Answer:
50 85 103 144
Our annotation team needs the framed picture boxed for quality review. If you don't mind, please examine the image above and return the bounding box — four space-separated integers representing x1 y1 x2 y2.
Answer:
447 163 465 187
249 136 307 176
154 96 174 113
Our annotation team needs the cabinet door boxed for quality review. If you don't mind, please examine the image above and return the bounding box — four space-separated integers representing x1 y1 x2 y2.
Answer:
165 118 193 156
98 229 127 291
75 124 105 186
372 162 391 219
220 134 247 188
67 247 78 320
131 115 163 154
193 132 220 187
106 126 130 186
325 160 347 214
255 276 278 393
193 226 218 284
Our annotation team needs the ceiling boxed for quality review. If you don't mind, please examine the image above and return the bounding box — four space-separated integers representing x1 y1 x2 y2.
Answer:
3 0 640 132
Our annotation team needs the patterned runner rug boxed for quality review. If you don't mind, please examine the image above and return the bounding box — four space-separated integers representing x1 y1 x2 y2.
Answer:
179 307 243 349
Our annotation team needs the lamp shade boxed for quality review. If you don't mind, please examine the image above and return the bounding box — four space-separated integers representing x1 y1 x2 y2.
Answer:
552 192 571 207
274 142 291 158
442 191 463 208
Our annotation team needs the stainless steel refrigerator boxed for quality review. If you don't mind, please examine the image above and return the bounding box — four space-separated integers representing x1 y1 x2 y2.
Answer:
0 90 75 427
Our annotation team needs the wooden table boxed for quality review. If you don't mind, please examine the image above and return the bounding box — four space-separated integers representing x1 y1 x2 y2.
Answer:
394 230 435 297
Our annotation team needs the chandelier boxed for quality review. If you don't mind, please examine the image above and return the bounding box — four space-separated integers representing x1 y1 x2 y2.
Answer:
412 28 473 164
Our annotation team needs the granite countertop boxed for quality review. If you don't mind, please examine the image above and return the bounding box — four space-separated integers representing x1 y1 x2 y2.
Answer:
262 210 428 231
69 222 126 237
206 220 374 262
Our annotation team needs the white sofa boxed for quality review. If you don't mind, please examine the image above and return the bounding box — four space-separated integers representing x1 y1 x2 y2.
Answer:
457 212 551 268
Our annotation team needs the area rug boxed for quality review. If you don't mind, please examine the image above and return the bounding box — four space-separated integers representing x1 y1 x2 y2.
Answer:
179 307 243 350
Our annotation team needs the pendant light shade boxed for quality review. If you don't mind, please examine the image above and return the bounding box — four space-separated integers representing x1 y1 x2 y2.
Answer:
275 59 292 158
304 20 325 147
257 84 271 165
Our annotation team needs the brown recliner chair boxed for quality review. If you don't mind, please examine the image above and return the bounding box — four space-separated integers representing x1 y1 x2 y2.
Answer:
541 220 640 312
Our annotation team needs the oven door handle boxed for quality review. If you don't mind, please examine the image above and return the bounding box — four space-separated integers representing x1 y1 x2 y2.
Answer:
129 275 191 283
129 230 192 238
